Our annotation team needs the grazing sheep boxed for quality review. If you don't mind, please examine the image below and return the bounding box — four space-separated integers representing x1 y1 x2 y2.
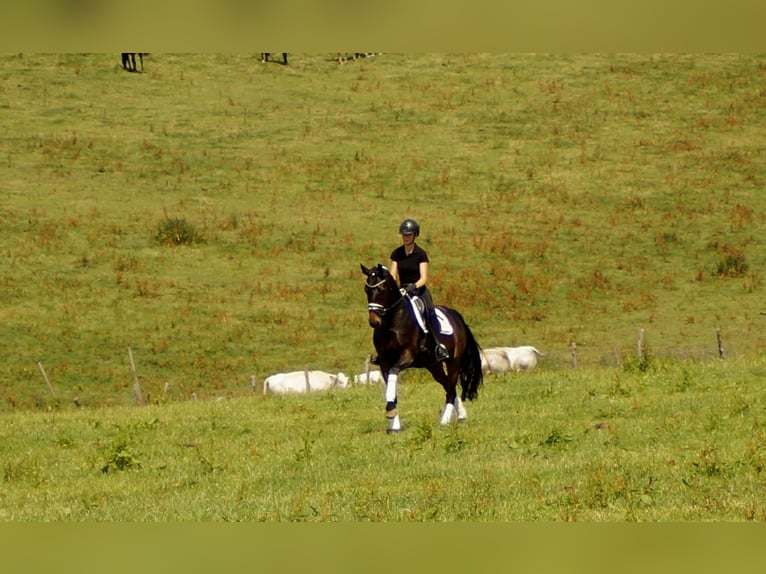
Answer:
481 346 543 374
353 370 384 384
480 347 512 374
263 370 349 394
503 346 542 371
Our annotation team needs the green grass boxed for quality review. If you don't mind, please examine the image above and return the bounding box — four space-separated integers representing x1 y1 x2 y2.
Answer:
2 358 766 521
1 53 766 520
2 53 765 409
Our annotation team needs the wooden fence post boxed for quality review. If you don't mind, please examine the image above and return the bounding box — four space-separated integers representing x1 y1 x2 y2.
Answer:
38 362 56 396
570 341 577 370
637 328 645 361
363 354 373 383
716 328 725 359
128 347 143 404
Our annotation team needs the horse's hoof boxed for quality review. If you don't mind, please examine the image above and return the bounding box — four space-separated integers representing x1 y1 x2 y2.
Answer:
386 428 402 435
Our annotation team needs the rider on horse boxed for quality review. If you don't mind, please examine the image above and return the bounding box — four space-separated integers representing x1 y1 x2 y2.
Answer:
372 218 450 364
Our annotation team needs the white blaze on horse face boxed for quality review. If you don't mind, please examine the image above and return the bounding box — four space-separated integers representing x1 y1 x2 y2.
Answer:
385 373 398 403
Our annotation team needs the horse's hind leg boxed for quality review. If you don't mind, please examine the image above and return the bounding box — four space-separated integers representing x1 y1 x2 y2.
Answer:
440 395 467 424
439 396 468 425
430 364 460 425
455 396 468 421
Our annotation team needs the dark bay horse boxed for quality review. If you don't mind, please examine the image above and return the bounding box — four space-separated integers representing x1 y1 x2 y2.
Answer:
361 263 483 433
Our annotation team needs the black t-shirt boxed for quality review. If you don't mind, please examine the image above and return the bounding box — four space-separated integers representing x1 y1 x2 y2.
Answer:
390 243 429 285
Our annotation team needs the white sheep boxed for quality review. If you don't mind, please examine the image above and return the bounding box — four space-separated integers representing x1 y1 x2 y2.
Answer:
352 370 384 384
479 347 511 374
263 370 349 394
481 346 543 374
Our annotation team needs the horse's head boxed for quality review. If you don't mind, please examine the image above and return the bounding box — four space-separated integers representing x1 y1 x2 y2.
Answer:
361 263 402 328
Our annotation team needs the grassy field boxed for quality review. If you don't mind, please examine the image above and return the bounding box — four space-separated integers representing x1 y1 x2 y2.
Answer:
1 53 766 520
2 357 766 521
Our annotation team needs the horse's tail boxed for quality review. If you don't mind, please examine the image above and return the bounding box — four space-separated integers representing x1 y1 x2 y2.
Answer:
450 309 483 401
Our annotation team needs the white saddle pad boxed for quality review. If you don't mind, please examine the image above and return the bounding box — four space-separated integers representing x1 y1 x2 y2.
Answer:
435 308 454 335
408 297 454 336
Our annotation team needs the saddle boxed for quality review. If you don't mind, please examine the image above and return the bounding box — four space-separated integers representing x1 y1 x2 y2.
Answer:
407 296 454 335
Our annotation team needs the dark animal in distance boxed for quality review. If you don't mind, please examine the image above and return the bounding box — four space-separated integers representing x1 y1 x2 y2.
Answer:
261 53 288 65
121 53 145 72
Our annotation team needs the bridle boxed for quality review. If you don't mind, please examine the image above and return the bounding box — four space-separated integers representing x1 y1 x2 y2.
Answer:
365 273 406 319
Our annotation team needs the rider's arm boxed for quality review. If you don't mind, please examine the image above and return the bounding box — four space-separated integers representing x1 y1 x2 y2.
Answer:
390 260 400 284
415 262 429 289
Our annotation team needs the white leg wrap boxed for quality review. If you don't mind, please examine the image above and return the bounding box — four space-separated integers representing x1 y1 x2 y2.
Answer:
388 414 401 432
455 396 468 420
440 403 456 425
385 373 398 403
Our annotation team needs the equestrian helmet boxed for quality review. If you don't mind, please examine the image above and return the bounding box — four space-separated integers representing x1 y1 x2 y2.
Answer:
398 218 420 236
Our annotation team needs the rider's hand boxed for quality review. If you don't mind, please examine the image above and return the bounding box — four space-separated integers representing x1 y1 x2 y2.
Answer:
405 284 417 295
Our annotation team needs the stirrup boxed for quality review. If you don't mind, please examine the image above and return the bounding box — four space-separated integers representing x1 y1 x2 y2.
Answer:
369 355 380 366
435 344 449 362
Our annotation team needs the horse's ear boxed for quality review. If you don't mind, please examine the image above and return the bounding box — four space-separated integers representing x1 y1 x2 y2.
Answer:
360 264 370 276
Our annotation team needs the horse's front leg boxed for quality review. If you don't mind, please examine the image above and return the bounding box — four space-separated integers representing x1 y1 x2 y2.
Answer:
384 366 401 433
381 348 415 434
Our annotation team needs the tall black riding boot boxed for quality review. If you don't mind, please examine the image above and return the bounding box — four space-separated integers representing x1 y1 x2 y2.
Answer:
427 311 449 362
